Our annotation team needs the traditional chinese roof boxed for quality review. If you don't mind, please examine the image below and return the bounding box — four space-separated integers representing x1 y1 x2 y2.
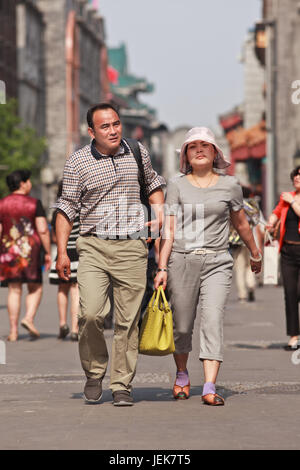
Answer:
226 120 266 160
108 43 155 118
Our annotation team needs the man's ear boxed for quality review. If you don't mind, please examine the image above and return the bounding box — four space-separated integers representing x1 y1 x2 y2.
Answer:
88 127 95 139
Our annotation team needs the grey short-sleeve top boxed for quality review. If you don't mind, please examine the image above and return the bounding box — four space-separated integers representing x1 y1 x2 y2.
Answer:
165 174 243 252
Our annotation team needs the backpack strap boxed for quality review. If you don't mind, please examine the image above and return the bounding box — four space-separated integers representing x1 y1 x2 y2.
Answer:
124 138 148 205
124 138 145 190
125 138 154 242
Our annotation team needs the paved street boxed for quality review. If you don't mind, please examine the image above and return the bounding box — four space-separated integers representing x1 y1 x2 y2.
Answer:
0 276 300 450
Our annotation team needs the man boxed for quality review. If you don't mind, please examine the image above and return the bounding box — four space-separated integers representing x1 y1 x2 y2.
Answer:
55 103 165 406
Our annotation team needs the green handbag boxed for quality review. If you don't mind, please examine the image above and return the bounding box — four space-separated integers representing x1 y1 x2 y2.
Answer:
139 286 175 356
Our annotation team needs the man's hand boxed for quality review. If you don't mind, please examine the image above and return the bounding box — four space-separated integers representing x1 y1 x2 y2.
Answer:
144 218 160 243
250 255 262 274
56 253 71 281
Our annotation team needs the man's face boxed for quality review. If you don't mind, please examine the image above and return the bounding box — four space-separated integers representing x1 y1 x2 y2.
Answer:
88 108 122 155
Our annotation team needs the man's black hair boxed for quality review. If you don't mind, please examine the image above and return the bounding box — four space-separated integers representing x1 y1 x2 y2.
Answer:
290 165 300 181
86 103 120 129
6 169 31 192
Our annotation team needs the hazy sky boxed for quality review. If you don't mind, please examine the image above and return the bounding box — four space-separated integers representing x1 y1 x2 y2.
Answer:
99 0 262 132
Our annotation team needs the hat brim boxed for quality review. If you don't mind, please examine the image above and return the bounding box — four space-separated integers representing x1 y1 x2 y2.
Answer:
179 136 231 174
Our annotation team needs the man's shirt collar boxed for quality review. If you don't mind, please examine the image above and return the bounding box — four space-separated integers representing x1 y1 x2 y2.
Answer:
90 138 131 160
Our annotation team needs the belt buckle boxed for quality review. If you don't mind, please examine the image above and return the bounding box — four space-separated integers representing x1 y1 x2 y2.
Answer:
195 249 206 255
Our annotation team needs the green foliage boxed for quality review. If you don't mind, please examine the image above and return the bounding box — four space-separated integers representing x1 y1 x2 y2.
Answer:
0 99 46 197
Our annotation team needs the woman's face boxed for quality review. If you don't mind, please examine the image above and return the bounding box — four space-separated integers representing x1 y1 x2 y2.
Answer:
293 169 300 191
186 140 216 170
22 179 32 195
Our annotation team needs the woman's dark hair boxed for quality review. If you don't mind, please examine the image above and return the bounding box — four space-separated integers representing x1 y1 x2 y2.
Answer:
86 102 120 129
6 169 31 192
290 165 300 181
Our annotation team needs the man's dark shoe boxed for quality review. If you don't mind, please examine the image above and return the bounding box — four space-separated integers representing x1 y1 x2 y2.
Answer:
84 378 103 404
112 390 134 406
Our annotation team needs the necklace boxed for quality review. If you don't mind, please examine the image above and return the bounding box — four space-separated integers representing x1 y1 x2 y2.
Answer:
191 172 215 189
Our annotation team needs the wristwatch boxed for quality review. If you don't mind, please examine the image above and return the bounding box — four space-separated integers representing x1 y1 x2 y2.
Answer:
157 268 168 272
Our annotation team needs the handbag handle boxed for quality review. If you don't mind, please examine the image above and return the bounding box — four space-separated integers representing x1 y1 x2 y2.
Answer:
264 230 273 246
148 289 157 309
154 286 169 310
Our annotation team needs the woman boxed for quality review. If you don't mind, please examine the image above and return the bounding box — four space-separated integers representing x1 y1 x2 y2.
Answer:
154 127 261 406
49 181 79 341
0 170 51 341
266 166 300 351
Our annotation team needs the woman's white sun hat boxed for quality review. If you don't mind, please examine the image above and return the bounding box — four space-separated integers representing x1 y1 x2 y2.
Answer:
179 127 231 174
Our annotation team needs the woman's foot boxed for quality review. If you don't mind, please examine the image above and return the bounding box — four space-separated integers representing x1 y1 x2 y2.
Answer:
20 319 40 338
284 336 299 351
173 370 190 399
7 332 18 342
202 393 225 406
70 332 78 342
202 381 224 406
58 324 70 339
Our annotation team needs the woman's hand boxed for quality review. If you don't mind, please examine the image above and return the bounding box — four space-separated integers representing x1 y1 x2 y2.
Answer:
154 271 168 290
44 253 52 272
281 192 294 205
265 222 275 233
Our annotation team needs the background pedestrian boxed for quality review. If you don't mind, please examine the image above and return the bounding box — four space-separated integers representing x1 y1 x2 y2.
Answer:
49 181 79 341
0 169 51 341
230 187 260 303
266 165 300 351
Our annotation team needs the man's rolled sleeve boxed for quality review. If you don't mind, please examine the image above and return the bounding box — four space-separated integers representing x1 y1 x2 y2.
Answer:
139 143 165 195
54 158 81 223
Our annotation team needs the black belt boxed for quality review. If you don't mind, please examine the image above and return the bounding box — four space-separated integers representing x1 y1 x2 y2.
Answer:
283 240 300 246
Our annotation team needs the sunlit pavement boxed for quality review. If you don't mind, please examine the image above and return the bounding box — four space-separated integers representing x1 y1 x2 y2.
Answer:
0 276 300 450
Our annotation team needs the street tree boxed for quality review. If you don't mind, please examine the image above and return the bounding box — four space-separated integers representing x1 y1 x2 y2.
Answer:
0 99 46 197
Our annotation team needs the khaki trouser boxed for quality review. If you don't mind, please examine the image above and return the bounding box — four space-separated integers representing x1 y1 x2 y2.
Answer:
76 236 148 393
232 245 256 300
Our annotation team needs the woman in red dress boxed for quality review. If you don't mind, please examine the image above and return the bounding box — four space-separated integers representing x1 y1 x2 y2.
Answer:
0 170 51 341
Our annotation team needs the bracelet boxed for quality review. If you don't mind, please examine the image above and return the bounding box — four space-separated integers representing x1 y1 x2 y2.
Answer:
157 268 168 272
250 253 262 262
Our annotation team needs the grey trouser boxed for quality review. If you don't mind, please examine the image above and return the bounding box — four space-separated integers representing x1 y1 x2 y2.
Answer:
167 250 233 362
76 236 148 393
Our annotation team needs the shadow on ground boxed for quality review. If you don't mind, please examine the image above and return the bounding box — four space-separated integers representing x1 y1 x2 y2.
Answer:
70 386 239 405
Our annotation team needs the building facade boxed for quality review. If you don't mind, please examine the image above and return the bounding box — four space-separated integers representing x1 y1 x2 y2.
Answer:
17 0 45 137
0 0 18 100
264 0 300 204
35 0 108 207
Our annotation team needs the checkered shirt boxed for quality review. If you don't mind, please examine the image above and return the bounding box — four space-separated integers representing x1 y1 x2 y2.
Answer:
54 139 165 237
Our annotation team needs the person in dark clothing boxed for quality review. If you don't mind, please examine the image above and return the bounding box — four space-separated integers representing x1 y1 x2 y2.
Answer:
266 166 300 351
